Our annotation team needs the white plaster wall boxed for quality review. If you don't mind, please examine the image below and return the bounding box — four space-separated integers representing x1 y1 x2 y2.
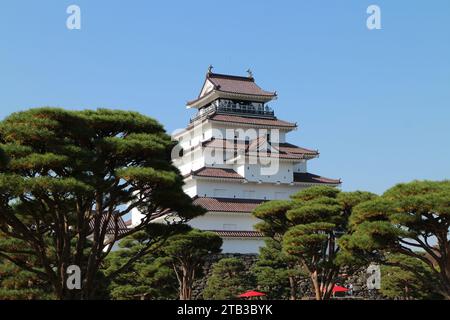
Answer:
194 180 306 200
211 123 288 144
222 238 265 254
176 123 212 150
203 148 232 166
293 160 307 173
235 163 245 177
131 207 145 226
199 80 214 97
243 161 294 184
183 180 197 198
188 213 258 231
177 149 206 175
130 209 264 254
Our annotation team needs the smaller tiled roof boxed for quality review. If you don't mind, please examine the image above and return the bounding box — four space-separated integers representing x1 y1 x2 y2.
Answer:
187 72 276 107
193 197 265 213
245 152 314 160
202 138 318 160
210 114 296 128
208 230 265 238
187 167 244 180
207 73 276 97
294 172 341 185
203 138 240 149
278 143 318 156
88 213 129 236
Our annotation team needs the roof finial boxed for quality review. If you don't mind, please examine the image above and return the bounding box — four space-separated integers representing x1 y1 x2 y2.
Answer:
246 68 254 78
207 65 214 75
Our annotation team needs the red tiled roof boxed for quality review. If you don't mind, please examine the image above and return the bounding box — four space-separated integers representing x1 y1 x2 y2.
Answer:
278 143 318 156
88 213 129 236
208 230 265 238
193 197 265 213
202 138 318 159
187 73 276 107
293 172 341 185
203 138 241 149
207 73 276 97
209 113 296 128
187 167 244 180
245 152 311 160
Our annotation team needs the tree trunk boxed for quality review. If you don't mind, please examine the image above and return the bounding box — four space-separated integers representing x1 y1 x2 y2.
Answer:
310 271 322 300
288 276 297 300
179 267 194 300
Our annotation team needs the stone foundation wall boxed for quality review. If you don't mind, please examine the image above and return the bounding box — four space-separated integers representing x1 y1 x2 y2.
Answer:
192 253 384 300
192 253 258 300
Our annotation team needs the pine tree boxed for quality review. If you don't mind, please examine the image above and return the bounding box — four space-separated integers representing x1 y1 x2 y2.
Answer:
104 229 179 300
0 234 54 299
340 180 450 299
104 227 222 300
252 239 307 300
162 229 222 300
0 108 204 299
381 254 443 300
203 258 255 300
254 186 375 300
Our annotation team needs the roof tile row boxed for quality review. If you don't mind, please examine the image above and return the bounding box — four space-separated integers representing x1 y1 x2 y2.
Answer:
208 230 265 238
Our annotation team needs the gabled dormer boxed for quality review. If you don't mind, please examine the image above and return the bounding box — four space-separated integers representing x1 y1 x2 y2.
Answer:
187 67 277 110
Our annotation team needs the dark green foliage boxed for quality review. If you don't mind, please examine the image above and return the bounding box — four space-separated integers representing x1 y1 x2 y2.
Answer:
381 254 443 300
203 258 255 300
253 200 293 239
0 261 53 300
252 239 306 300
0 234 54 299
254 186 375 300
341 180 450 299
104 227 222 300
104 229 180 300
0 146 8 168
162 229 223 300
0 108 204 299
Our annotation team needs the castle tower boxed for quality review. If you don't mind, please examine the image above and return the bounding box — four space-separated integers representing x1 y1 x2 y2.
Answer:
133 68 341 253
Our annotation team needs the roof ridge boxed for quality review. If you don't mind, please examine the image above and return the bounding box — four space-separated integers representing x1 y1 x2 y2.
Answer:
293 172 342 184
185 167 244 180
196 196 266 202
195 166 241 173
207 72 254 82
209 113 297 128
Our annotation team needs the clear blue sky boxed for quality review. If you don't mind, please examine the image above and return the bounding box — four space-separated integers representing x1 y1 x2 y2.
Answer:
1 1 449 194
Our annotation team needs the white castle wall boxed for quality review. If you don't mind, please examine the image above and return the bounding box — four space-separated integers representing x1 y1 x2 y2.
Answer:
189 213 265 253
211 123 287 143
293 161 307 173
188 212 258 231
237 161 295 184
193 180 307 200
131 209 264 254
222 238 265 254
